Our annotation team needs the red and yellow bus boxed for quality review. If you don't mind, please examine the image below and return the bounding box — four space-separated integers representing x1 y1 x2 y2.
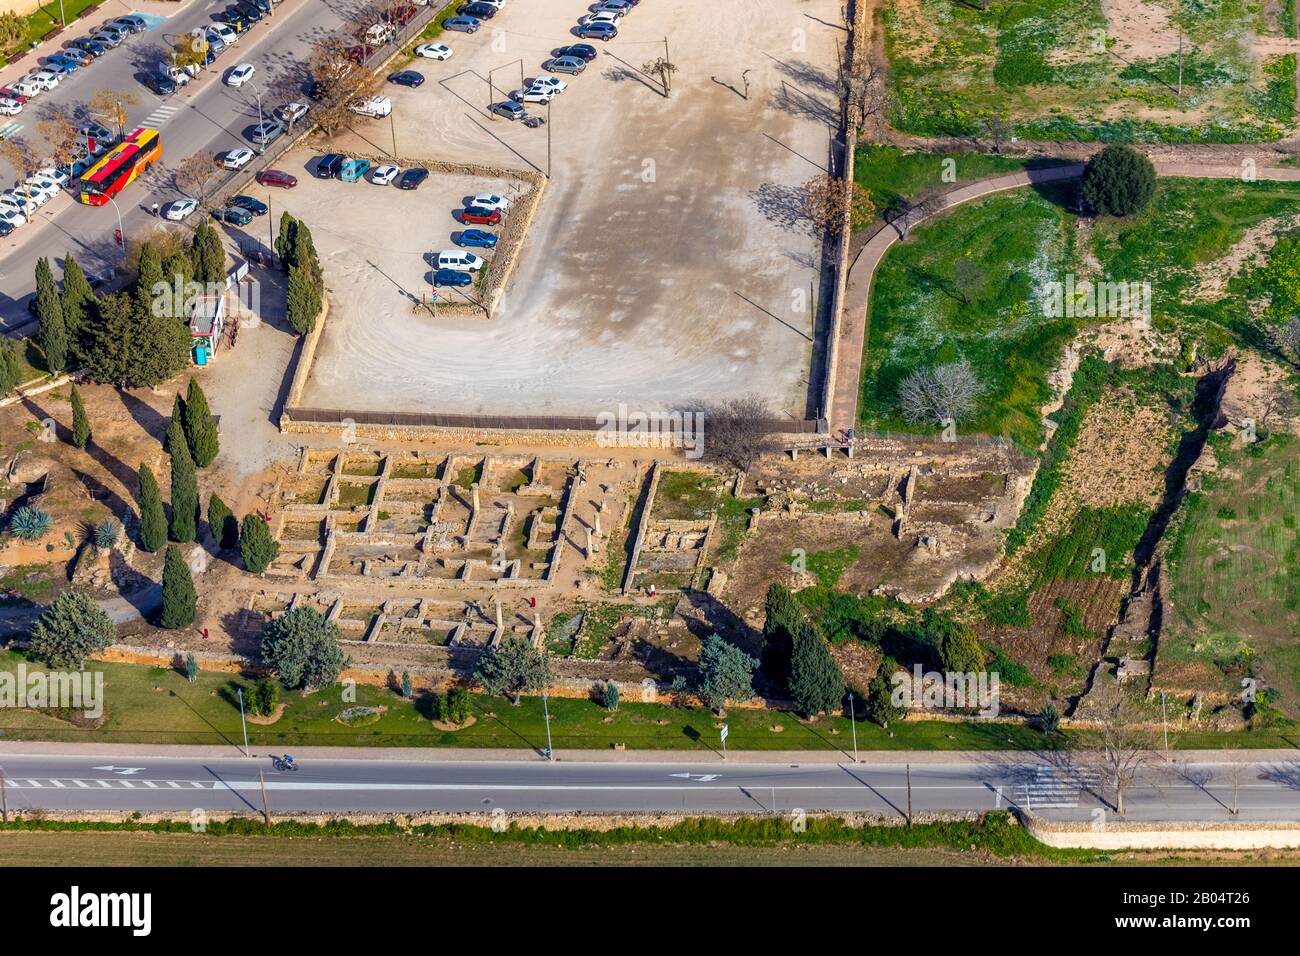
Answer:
77 127 162 206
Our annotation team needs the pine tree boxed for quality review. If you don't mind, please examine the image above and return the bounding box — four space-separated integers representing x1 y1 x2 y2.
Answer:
207 493 237 549
602 680 619 711
60 254 96 360
400 670 412 698
167 415 198 543
69 385 91 450
867 661 905 727
34 257 68 373
787 619 845 717
184 378 219 467
137 463 167 553
184 651 199 683
240 512 279 574
159 545 197 629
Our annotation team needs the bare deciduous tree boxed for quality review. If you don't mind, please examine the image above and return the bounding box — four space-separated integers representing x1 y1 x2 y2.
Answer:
642 56 679 96
37 107 82 171
839 58 895 140
309 36 366 134
88 89 140 139
700 397 779 471
1277 316 1300 365
1081 701 1159 816
898 359 982 426
886 189 945 241
802 173 875 235
172 150 221 209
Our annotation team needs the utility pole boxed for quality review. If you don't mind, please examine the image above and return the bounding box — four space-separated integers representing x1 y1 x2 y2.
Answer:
905 763 913 827
258 768 270 825
1 769 7 823
541 692 553 761
848 692 858 763
546 97 551 178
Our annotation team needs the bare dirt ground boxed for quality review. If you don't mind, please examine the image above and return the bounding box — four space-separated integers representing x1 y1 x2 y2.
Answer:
278 0 843 419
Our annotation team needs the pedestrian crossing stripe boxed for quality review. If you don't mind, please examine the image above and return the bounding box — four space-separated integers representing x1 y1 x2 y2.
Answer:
1024 767 1101 809
0 122 23 140
142 105 180 127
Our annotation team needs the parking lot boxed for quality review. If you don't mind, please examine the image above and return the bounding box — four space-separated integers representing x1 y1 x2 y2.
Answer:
285 0 843 420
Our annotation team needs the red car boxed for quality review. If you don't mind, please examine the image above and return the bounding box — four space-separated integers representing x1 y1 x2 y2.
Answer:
461 206 501 225
345 43 375 63
384 3 417 25
0 87 29 105
256 169 298 188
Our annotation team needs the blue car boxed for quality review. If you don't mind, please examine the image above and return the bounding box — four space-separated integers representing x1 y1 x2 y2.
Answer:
45 55 79 74
457 229 498 249
442 15 480 33
434 268 473 287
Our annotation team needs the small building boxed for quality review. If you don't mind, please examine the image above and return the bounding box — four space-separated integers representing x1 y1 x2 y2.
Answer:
189 293 225 366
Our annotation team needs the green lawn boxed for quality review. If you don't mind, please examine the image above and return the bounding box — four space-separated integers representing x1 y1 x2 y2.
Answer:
2 650 1294 751
885 0 1294 143
853 145 1066 211
858 186 1078 448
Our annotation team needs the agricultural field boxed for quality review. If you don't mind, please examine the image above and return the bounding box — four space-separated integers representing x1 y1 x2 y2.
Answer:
1159 432 1300 713
883 0 1299 142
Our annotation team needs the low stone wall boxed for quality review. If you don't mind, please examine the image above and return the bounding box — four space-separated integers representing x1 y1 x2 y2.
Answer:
1021 811 1300 849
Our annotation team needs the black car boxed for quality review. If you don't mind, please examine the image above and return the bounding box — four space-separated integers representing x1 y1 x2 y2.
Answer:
229 195 269 216
316 153 345 178
554 43 598 61
236 1 265 21
212 206 254 226
388 70 424 88
459 2 497 18
397 167 428 190
217 9 249 31
141 71 177 95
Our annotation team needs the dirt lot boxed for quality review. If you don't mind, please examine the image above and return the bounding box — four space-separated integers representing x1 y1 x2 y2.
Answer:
274 0 842 419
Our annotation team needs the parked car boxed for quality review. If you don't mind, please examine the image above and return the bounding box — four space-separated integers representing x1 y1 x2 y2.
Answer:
345 43 376 63
0 98 22 116
92 26 126 47
554 43 598 61
249 121 284 146
315 153 346 178
436 249 484 271
142 70 177 95
384 3 419 25
548 55 586 75
370 164 400 185
60 48 93 66
113 14 148 32
228 194 268 216
0 207 27 229
515 78 564 103
225 63 256 87
595 0 634 14
339 158 372 182
349 94 392 117
461 206 501 225
70 38 109 58
216 9 249 33
44 57 78 75
213 205 254 226
164 64 193 86
470 193 510 212
12 79 42 99
578 11 622 28
256 168 298 188
576 21 617 40
458 2 497 18
414 42 453 60
433 268 473 287
221 147 254 169
207 22 238 46
488 100 526 121
275 101 310 124
164 198 198 221
25 71 60 92
23 178 59 204
396 167 428 190
442 15 480 33
235 1 265 22
388 70 424 87
457 228 498 248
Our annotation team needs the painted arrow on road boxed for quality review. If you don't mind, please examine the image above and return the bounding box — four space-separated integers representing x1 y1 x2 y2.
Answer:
91 766 146 775
669 773 721 782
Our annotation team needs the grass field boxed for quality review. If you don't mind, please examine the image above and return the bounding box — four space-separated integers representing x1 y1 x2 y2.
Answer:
1163 433 1300 709
858 186 1078 448
851 146 1068 211
884 0 1296 143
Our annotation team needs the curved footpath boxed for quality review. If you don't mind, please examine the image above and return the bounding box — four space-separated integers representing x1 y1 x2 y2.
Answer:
829 160 1300 433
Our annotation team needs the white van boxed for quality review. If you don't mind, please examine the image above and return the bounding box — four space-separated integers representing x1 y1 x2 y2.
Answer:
436 250 484 272
348 94 392 118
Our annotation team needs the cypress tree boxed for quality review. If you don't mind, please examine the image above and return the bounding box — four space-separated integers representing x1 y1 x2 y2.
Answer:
285 260 320 334
134 241 164 319
167 415 198 543
60 254 96 359
275 212 297 270
69 385 91 450
82 293 136 386
0 339 21 397
159 545 197 629
291 220 321 283
240 513 279 574
35 257 68 373
168 393 186 451
184 377 219 467
191 220 226 284
207 493 237 549
761 582 802 688
787 619 845 717
137 463 167 553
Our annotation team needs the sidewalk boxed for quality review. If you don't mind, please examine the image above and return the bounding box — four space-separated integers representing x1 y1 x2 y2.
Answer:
0 740 1295 764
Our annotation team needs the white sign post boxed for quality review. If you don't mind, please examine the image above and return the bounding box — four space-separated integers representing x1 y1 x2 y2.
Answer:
720 723 729 760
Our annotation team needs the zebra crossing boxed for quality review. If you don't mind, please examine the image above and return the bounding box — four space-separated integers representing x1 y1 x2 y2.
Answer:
0 121 24 141
1023 766 1101 809
4 778 217 790
141 102 182 129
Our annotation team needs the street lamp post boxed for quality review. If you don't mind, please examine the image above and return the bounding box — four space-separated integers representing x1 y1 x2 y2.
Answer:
103 194 126 261
236 687 250 757
541 692 553 761
251 86 266 156
848 692 858 763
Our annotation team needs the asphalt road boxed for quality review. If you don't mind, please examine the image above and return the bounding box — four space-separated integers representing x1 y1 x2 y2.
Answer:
0 0 371 328
2 752 1299 822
